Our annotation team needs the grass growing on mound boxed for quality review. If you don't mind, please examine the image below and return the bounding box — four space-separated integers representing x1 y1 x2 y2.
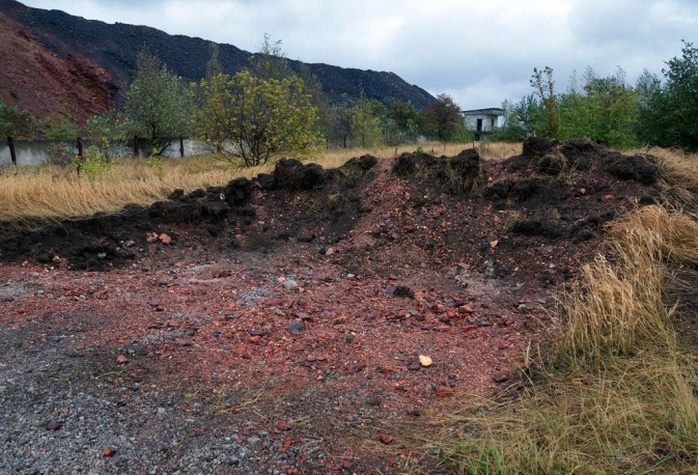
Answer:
0 142 513 223
434 204 698 474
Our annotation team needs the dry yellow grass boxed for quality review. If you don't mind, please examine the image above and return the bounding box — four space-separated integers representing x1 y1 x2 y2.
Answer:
630 146 698 211
0 156 263 222
435 204 698 474
320 141 521 166
0 142 520 223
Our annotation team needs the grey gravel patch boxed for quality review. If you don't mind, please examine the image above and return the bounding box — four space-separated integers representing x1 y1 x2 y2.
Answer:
0 325 332 474
237 287 269 306
0 282 41 302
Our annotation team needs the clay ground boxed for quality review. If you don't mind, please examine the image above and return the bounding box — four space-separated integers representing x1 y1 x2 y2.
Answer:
0 138 668 474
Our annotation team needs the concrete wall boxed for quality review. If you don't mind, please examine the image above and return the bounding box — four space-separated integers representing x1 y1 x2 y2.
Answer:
0 139 214 167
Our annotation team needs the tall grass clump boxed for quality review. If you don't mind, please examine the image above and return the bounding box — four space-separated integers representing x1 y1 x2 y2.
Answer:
630 147 698 211
435 205 698 474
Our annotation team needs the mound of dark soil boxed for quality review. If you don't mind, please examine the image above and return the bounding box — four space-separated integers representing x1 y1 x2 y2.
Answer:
0 138 668 284
393 148 482 194
0 156 379 269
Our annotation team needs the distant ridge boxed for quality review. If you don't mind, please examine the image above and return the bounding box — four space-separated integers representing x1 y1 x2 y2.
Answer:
0 0 436 122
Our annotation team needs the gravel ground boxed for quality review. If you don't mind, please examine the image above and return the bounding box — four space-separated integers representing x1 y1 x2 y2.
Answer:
0 324 334 475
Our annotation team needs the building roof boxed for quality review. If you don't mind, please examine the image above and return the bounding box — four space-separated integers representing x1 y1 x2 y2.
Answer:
461 108 505 116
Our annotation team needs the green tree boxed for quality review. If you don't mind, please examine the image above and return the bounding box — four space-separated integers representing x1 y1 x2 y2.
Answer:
43 113 80 165
44 114 79 140
423 94 469 142
193 70 323 166
326 103 353 148
205 42 223 80
656 41 698 150
0 101 35 165
126 49 192 155
559 67 638 148
250 33 289 81
633 69 665 146
350 96 385 147
530 66 559 137
491 97 538 141
582 68 637 148
386 99 424 144
87 112 128 161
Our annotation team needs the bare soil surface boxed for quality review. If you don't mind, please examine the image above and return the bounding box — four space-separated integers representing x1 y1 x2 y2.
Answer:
0 138 667 474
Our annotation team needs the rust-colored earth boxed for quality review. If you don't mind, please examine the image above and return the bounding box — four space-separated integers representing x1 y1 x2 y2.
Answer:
0 138 665 473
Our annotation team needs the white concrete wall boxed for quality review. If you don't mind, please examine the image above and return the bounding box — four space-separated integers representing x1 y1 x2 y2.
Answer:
0 139 213 167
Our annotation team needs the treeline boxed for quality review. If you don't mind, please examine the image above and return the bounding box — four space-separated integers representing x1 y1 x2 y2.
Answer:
492 40 698 152
1 36 469 167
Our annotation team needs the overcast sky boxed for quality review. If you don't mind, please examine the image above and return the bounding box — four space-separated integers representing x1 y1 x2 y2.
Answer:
19 0 698 109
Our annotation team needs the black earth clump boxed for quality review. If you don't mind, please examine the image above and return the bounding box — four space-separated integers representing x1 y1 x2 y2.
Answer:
522 136 560 157
0 176 257 268
488 137 660 204
392 148 483 194
603 153 659 185
257 159 328 191
509 220 564 239
0 139 665 271
537 152 568 176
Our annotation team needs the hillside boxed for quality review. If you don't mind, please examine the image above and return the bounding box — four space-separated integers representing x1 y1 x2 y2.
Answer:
0 10 117 123
0 0 436 122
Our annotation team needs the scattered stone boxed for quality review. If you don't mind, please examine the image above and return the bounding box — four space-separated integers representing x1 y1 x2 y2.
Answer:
366 394 382 407
46 420 62 431
158 233 172 244
275 419 292 431
378 431 393 444
460 304 474 314
492 373 510 383
296 312 311 321
418 354 433 367
282 279 299 291
288 321 306 334
146 232 159 243
235 343 251 359
407 362 421 371
435 386 454 397
116 354 129 365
